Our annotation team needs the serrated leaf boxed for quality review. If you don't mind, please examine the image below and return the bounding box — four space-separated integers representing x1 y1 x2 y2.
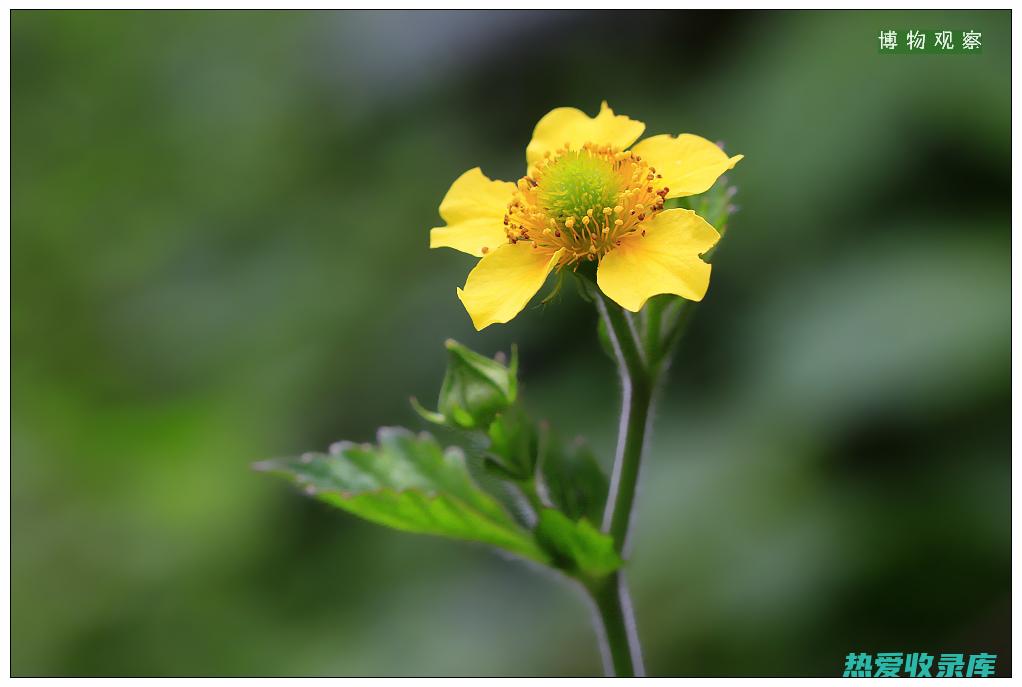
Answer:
534 509 622 579
541 435 608 524
255 427 550 564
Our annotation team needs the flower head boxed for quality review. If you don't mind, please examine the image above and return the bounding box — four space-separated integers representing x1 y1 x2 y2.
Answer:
431 102 743 330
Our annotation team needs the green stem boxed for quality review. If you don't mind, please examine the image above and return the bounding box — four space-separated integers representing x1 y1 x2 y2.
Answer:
593 290 653 553
578 211 722 675
588 572 644 677
655 299 697 377
643 298 664 364
587 285 655 676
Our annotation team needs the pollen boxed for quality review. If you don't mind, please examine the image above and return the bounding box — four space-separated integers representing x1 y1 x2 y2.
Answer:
503 143 668 268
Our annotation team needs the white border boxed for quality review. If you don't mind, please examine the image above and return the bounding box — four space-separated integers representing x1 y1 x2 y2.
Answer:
3 4 1015 684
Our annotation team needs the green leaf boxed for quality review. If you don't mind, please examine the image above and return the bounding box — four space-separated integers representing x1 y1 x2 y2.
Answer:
254 427 550 564
540 434 609 524
409 396 447 425
535 509 623 579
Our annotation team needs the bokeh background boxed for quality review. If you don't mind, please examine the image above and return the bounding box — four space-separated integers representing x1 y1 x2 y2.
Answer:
12 10 1010 677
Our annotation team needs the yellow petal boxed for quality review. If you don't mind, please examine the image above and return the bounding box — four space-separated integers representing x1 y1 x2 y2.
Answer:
430 167 515 257
596 209 720 312
456 243 563 330
630 134 743 198
526 102 645 169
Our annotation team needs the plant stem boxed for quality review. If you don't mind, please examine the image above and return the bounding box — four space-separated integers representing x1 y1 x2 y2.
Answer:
656 299 696 377
588 286 656 676
588 572 644 677
643 298 664 364
593 290 653 553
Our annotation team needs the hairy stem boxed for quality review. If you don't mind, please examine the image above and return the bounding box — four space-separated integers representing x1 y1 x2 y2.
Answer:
643 298 664 364
594 291 652 553
587 286 657 676
588 572 645 677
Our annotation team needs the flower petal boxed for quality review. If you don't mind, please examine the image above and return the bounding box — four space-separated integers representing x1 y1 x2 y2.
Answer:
457 244 564 330
630 134 743 198
430 167 516 257
597 209 720 312
526 102 645 169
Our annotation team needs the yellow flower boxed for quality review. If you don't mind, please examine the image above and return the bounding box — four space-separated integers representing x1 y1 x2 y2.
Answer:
430 102 743 330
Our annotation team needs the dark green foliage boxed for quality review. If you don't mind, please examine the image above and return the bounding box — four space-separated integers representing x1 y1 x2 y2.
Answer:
260 342 620 582
540 433 608 524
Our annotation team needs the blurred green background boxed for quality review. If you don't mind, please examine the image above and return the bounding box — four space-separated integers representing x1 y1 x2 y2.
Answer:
12 10 1009 677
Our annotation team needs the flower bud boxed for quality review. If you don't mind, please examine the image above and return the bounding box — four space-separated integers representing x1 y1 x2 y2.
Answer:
414 339 517 430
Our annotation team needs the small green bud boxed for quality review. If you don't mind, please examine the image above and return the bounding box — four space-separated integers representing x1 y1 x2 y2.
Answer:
413 339 518 430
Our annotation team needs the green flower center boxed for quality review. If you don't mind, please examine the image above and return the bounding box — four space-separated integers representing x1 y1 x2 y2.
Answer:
537 150 621 224
503 143 668 267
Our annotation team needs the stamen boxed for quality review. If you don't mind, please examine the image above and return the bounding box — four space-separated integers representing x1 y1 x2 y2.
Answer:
503 142 667 268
